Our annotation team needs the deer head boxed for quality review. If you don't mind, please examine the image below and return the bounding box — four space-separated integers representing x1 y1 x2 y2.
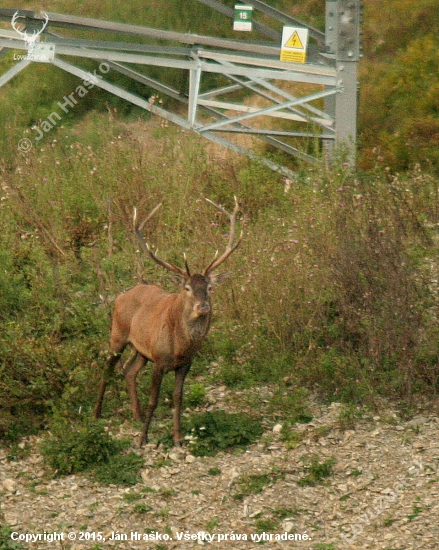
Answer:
133 197 243 322
11 11 49 54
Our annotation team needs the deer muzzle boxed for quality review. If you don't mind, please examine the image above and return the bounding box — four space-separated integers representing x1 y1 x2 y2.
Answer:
196 301 211 315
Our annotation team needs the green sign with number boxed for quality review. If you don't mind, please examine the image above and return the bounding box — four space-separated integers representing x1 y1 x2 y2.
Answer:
233 4 253 32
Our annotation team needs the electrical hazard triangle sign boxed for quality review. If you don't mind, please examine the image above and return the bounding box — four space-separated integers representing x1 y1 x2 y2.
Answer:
280 26 309 64
285 31 304 49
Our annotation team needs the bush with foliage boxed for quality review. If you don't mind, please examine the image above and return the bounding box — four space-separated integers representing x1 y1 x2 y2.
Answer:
185 410 264 456
360 1 439 172
298 455 336 486
39 416 144 485
185 383 207 408
0 525 25 550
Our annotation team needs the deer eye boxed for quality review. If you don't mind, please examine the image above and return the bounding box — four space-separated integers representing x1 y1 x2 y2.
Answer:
207 284 213 292
184 284 192 292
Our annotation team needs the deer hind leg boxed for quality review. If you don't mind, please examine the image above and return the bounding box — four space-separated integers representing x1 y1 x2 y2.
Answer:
123 352 147 422
139 363 164 447
173 363 191 446
93 346 125 419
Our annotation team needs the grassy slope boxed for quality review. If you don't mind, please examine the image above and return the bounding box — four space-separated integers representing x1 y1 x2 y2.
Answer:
1 114 438 442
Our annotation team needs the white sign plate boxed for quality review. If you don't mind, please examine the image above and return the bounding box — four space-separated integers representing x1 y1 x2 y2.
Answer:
280 26 309 63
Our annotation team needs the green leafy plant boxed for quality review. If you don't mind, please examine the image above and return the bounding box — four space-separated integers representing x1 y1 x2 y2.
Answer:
205 517 219 530
232 472 282 499
93 452 144 486
122 491 143 502
39 416 144 485
185 410 263 456
407 503 423 522
133 503 152 514
280 429 305 450
254 518 279 532
185 383 207 408
39 416 127 475
298 455 336 487
336 403 364 430
0 525 25 550
272 507 299 520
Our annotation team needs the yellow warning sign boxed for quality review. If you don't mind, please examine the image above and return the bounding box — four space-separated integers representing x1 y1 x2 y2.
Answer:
285 31 304 49
280 26 309 64
281 50 306 63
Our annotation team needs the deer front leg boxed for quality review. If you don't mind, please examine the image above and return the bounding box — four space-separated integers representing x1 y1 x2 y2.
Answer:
139 363 164 447
173 363 191 446
93 349 124 419
123 352 147 422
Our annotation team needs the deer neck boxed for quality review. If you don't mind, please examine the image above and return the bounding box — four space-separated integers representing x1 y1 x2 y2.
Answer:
173 295 211 343
186 313 211 342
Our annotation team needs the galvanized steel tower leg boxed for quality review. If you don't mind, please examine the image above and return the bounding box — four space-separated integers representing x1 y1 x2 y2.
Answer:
335 61 358 164
333 0 361 166
324 0 337 160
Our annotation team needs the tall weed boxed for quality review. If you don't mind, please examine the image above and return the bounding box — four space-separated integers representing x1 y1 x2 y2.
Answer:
1 115 439 443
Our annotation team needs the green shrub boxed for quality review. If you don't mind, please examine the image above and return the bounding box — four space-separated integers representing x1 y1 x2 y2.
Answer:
266 387 313 424
0 525 25 550
298 455 336 486
39 417 125 475
93 452 144 486
39 416 144 485
232 471 283 500
186 410 263 456
133 503 152 514
185 383 207 408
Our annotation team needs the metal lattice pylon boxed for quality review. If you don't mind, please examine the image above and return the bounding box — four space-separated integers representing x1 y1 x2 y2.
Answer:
0 1 361 175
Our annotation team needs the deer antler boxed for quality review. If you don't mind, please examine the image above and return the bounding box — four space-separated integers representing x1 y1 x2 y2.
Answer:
39 13 49 34
133 204 189 278
11 12 28 39
11 11 49 53
203 196 243 275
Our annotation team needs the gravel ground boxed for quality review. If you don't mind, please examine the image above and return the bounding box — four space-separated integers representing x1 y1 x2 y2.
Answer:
1 398 439 550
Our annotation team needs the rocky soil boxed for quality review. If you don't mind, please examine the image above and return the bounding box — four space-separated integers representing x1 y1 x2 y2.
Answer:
1 396 439 550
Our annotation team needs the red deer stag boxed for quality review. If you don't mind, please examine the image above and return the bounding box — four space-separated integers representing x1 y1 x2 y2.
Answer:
93 198 242 447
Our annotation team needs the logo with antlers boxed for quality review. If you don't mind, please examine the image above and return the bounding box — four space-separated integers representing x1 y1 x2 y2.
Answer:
11 11 49 55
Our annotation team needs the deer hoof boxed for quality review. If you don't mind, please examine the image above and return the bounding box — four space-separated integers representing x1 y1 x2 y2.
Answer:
138 435 148 448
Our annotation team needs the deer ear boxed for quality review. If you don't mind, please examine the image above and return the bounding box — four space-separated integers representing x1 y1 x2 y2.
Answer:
208 271 231 285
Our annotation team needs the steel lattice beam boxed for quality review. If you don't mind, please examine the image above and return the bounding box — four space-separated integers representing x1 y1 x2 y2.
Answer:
0 1 360 171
